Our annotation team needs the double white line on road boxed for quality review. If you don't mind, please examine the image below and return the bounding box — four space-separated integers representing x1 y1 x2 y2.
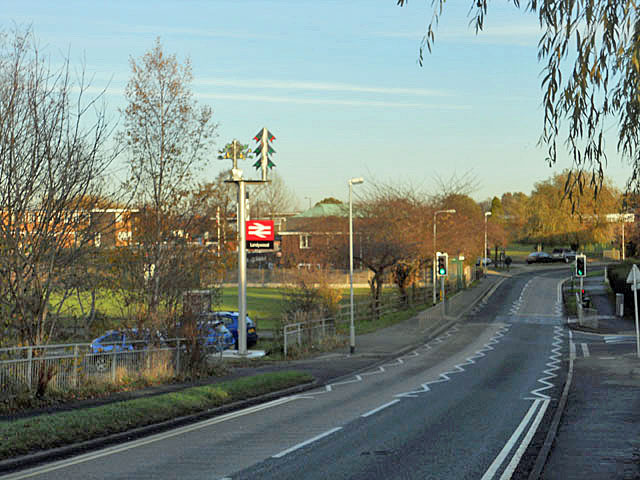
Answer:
481 398 550 480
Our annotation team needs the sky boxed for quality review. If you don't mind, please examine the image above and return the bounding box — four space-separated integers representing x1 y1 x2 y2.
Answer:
1 0 633 209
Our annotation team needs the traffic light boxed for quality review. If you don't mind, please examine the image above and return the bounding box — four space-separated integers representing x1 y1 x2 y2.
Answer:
253 127 276 180
436 252 448 277
575 254 586 277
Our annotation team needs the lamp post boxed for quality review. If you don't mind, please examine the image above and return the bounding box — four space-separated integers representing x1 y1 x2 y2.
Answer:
433 209 456 305
484 211 492 275
349 177 364 355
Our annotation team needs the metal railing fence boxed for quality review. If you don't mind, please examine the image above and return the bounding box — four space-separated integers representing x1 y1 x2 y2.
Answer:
0 337 222 397
282 288 431 357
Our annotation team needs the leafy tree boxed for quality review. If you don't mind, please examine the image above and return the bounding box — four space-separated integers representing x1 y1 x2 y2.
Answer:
490 197 504 220
318 197 343 205
120 38 217 323
352 184 426 315
0 28 117 346
399 0 640 195
501 192 530 241
434 193 483 259
523 172 621 247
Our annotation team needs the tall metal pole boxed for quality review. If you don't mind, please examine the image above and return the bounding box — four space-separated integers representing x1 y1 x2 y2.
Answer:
237 178 247 354
221 135 275 355
433 215 437 305
484 211 491 275
349 183 355 355
349 177 363 355
216 206 221 257
622 221 626 261
633 266 640 358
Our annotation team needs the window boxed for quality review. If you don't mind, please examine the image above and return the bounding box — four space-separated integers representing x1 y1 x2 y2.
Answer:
300 234 310 249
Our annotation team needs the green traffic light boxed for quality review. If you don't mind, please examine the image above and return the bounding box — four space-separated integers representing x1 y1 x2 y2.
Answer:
439 268 445 275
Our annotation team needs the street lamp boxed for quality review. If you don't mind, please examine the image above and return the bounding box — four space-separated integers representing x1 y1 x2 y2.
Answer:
433 209 456 305
484 211 492 275
349 177 364 355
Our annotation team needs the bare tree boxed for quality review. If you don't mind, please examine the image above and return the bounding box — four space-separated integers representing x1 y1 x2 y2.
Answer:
0 28 117 346
252 171 297 219
120 38 217 322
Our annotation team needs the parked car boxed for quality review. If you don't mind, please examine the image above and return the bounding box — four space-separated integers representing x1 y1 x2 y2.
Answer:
476 257 493 267
90 330 135 354
551 248 577 263
204 311 258 348
199 321 236 351
89 330 140 373
526 251 554 264
167 320 235 351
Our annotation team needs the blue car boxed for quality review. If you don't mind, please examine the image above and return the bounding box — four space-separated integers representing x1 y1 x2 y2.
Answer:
89 330 135 354
199 321 235 351
89 330 142 372
204 311 258 348
90 328 163 353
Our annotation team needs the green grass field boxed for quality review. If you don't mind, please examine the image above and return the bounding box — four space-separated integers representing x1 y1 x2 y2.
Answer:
51 285 380 336
219 286 377 330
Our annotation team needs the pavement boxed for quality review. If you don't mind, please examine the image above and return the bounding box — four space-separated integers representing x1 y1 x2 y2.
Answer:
541 272 640 479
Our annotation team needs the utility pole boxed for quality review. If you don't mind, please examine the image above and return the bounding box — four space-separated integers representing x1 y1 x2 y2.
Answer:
219 131 276 355
484 211 492 275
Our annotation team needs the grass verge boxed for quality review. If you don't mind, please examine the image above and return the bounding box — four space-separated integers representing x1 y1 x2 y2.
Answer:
0 371 312 461
352 305 425 335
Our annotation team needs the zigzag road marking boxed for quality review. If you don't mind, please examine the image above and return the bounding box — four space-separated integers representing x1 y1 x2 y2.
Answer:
393 325 511 398
527 325 564 400
297 325 462 398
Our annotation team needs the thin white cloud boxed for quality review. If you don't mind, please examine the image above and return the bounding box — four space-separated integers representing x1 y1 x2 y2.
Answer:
376 24 542 47
198 92 469 110
77 83 468 110
195 78 451 97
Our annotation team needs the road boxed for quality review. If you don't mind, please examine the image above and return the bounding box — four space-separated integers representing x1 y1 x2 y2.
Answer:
4 267 573 480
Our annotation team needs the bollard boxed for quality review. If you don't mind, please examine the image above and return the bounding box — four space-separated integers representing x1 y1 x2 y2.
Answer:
616 293 624 317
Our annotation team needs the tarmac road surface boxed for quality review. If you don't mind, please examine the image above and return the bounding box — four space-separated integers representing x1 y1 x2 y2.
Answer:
2 269 572 480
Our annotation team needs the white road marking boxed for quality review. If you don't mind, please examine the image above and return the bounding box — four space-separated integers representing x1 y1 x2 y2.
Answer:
499 399 550 479
604 335 636 344
530 326 563 400
272 427 342 458
1 396 300 480
570 341 576 361
556 278 564 304
361 399 400 418
580 343 590 357
481 399 543 480
302 325 462 399
395 325 511 398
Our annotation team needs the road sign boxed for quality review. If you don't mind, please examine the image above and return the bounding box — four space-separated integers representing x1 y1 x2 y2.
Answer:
246 220 274 250
626 264 640 284
626 264 640 358
246 220 274 241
